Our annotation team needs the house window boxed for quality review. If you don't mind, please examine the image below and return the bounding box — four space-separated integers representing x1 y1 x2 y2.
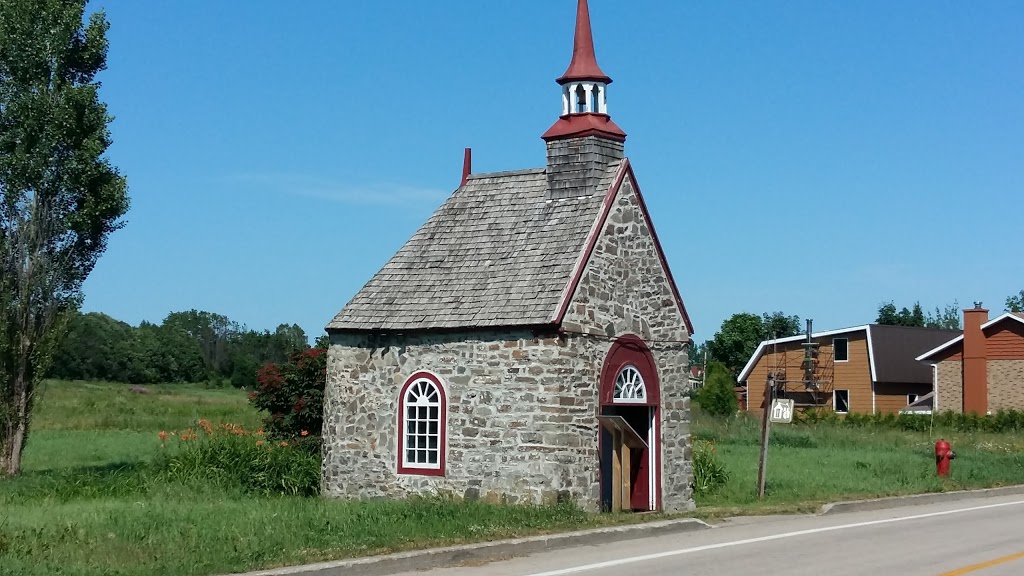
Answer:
908 394 919 405
613 365 647 403
398 372 446 476
833 389 850 414
833 338 849 362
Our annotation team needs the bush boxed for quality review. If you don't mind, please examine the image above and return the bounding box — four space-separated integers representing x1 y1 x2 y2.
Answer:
691 439 729 496
152 420 320 496
248 347 327 441
694 361 738 418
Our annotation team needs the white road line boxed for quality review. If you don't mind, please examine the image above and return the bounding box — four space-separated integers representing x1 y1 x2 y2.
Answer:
522 499 1024 576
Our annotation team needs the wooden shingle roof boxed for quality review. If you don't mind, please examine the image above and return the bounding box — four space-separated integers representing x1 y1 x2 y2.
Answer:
327 162 622 332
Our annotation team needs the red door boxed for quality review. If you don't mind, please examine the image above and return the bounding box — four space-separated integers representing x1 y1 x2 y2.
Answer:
630 442 650 510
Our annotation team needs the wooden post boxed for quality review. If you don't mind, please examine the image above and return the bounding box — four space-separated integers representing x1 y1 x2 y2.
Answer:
621 441 632 511
756 372 774 499
611 429 622 512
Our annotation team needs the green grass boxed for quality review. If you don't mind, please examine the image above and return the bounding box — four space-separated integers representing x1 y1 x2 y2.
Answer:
692 411 1024 517
3 382 1023 575
1 381 631 576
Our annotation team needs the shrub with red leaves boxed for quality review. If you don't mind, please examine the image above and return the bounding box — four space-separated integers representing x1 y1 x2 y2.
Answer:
248 346 327 443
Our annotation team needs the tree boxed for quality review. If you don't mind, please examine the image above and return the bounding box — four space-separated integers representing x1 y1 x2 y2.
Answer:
707 311 801 375
688 341 708 370
877 300 961 330
761 311 801 340
694 361 737 417
925 301 962 330
0 0 129 475
1007 290 1024 313
876 301 925 327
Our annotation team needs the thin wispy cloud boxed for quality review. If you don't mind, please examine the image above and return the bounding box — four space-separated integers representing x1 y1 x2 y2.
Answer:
223 173 450 207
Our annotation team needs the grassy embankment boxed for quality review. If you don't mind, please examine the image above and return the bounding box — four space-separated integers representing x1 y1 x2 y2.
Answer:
1 380 1022 575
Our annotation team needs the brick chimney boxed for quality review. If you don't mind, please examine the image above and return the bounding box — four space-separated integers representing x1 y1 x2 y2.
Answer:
962 302 989 414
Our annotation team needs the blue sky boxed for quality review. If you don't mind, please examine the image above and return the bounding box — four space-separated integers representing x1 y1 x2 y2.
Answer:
81 0 1024 344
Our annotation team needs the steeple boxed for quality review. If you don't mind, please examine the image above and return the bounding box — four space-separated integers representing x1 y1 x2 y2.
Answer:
542 0 626 143
556 0 612 85
543 0 625 200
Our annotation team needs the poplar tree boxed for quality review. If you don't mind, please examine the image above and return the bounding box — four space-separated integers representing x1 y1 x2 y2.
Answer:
0 0 129 475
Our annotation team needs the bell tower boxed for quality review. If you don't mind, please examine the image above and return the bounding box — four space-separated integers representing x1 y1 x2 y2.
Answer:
543 0 626 200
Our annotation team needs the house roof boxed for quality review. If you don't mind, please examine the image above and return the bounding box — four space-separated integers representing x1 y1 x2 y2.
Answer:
326 163 622 332
915 312 1024 362
869 325 961 383
738 324 959 384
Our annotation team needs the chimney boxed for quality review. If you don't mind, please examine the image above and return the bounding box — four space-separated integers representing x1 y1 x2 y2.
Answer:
962 302 989 415
460 148 472 187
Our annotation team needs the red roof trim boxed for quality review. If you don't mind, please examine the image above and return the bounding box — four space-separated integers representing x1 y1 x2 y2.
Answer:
541 113 626 143
626 162 695 336
551 159 695 337
556 0 612 85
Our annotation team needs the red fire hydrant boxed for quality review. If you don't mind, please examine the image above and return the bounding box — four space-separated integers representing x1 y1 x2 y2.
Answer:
935 439 955 477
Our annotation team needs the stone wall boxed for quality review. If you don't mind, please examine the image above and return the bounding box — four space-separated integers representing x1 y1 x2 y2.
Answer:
561 173 694 513
322 329 604 508
988 360 1024 411
936 360 963 413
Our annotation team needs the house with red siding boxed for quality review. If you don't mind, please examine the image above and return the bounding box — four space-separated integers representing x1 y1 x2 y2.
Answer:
916 304 1024 414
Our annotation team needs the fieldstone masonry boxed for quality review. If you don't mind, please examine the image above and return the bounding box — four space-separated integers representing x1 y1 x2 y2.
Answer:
561 174 693 512
322 173 693 513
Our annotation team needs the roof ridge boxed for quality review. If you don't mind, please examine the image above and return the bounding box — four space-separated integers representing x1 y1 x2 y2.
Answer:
466 167 545 180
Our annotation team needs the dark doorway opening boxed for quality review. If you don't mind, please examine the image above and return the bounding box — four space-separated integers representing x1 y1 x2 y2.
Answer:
599 404 653 512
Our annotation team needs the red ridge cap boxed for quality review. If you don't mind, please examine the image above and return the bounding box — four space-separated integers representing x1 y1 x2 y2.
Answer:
541 113 626 142
556 0 612 85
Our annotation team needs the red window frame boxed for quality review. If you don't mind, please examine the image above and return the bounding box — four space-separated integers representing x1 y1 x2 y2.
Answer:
396 371 447 476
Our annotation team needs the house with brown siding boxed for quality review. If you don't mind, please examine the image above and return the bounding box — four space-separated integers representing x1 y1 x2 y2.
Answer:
738 325 959 415
916 305 1024 414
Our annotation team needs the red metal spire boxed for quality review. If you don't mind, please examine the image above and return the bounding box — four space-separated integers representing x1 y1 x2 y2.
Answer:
556 0 612 85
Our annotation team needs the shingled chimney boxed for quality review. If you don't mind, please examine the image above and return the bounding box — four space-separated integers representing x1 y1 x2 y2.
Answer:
962 302 989 415
542 0 625 201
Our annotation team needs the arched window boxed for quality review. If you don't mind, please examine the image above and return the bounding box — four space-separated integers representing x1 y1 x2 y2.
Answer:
397 372 446 476
613 365 647 403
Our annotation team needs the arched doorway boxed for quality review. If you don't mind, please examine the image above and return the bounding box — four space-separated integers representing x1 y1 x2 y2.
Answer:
597 335 661 512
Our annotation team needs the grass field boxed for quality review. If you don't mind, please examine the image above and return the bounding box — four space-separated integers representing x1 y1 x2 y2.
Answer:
693 411 1024 516
1 381 1022 575
0 381 630 576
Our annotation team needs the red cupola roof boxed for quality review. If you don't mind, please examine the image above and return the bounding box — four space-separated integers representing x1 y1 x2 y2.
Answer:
556 0 612 85
542 0 625 143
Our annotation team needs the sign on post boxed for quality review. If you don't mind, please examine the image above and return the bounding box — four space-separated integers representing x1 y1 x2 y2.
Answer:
770 399 794 424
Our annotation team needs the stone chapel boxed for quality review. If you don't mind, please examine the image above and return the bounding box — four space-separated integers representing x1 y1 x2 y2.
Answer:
323 0 696 513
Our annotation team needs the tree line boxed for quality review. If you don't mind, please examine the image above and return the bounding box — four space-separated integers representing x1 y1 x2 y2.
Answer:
47 309 322 388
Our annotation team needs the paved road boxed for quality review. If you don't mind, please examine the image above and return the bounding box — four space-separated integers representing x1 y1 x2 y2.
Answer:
392 494 1024 576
